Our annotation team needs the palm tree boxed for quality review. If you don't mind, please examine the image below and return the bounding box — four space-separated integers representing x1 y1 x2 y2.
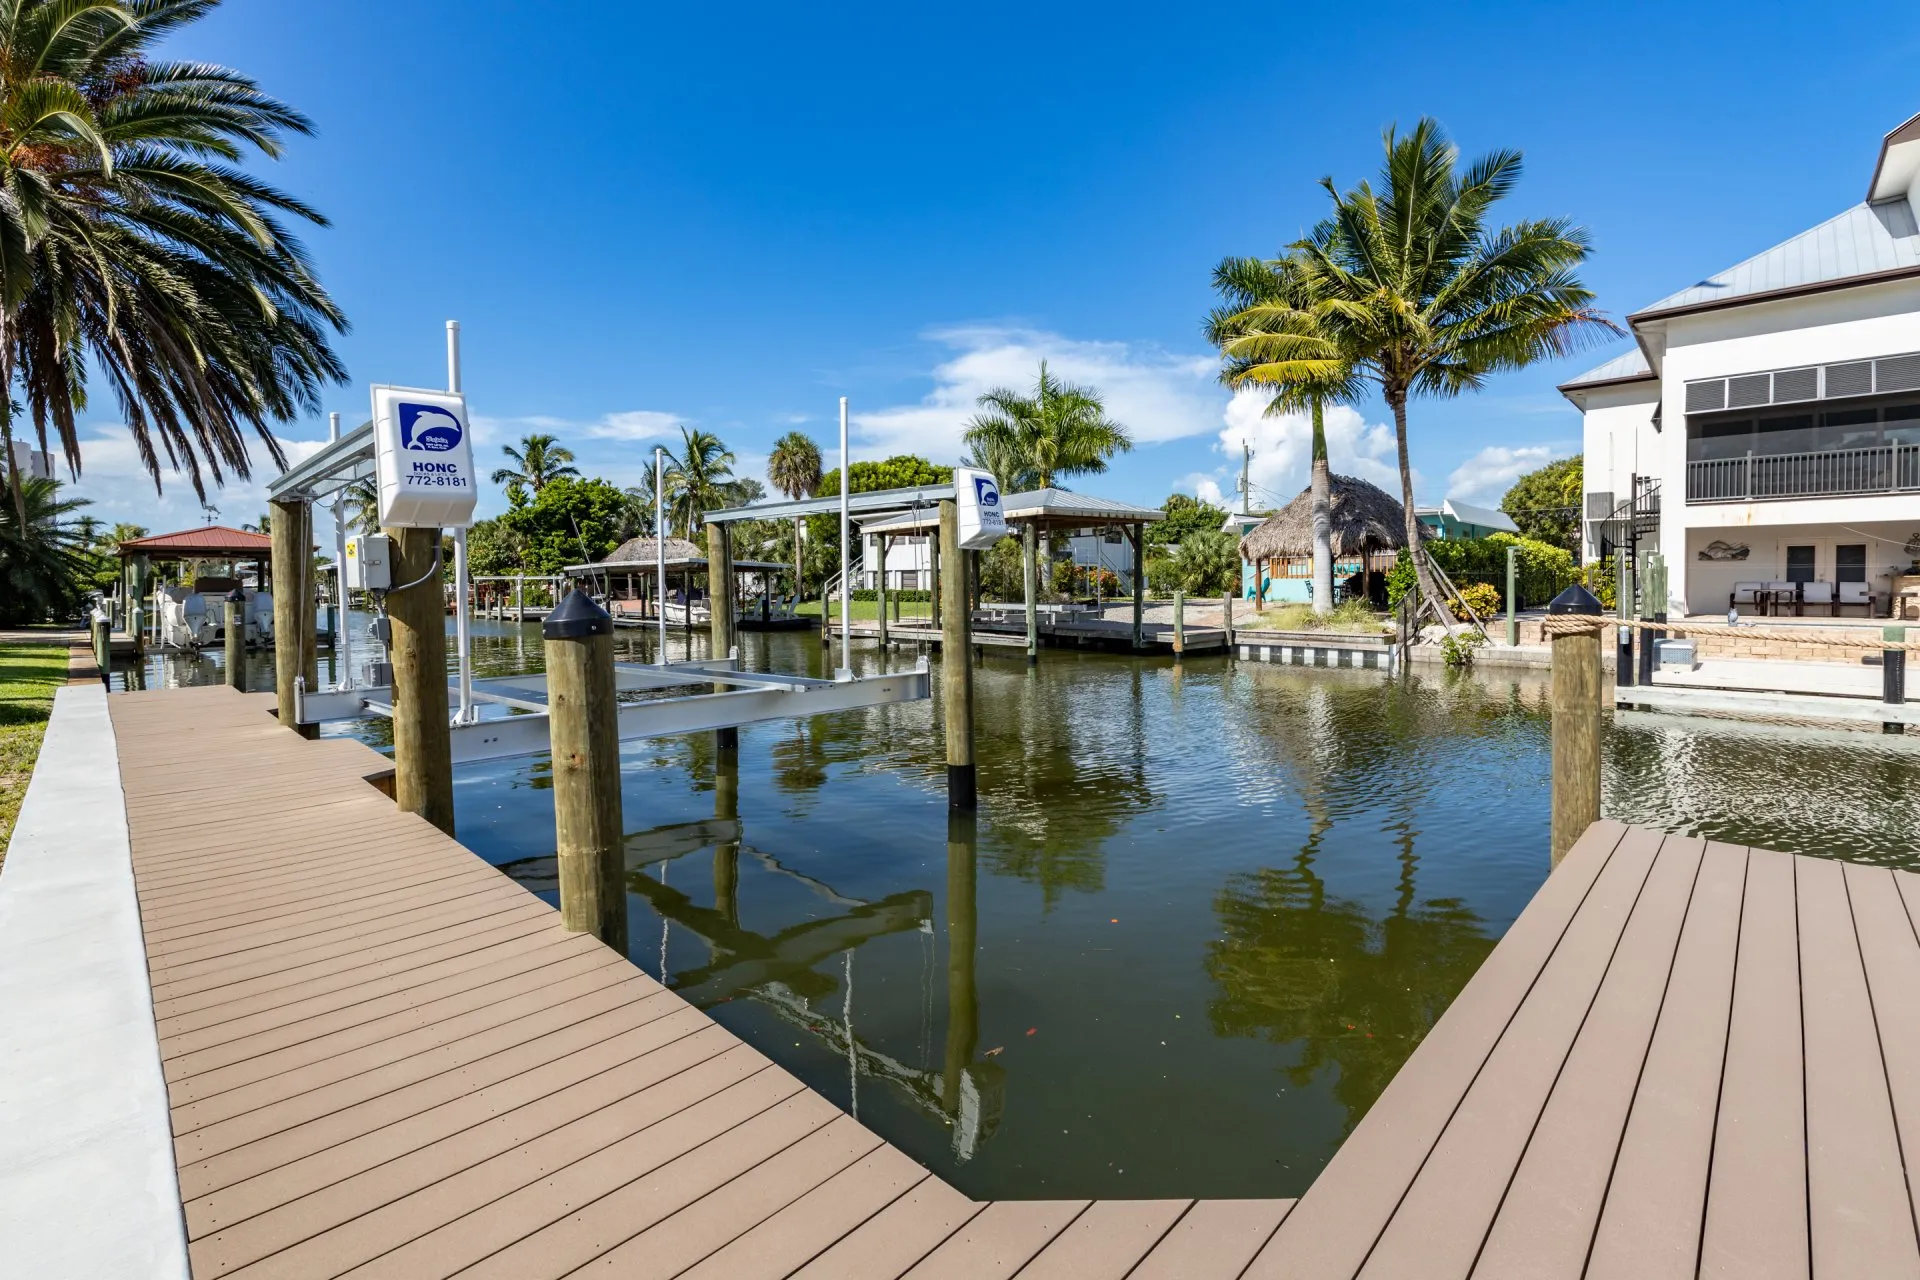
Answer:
1208 256 1362 613
491 433 579 504
1222 119 1617 607
664 427 735 539
341 478 380 536
960 433 1036 495
0 478 91 625
767 431 821 591
0 0 348 526
965 361 1131 589
963 361 1131 491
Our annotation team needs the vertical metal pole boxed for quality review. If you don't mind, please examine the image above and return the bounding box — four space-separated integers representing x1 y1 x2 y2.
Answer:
446 322 473 725
544 589 627 951
838 396 852 676
1549 586 1604 866
1022 522 1038 665
939 501 975 809
1130 526 1144 650
1505 545 1518 646
654 446 668 661
331 412 351 688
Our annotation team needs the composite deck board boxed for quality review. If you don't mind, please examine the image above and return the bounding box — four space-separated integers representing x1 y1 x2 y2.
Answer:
100 685 1920 1278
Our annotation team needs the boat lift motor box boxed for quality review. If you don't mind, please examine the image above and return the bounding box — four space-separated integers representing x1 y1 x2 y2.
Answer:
953 467 1007 550
371 385 478 529
1656 638 1696 671
343 534 391 591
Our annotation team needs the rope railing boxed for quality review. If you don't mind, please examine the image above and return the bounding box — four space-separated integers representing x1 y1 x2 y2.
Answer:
1540 614 1920 650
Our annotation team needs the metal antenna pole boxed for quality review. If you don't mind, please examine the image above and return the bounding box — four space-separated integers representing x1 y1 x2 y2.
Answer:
839 396 851 676
447 320 473 724
655 446 667 660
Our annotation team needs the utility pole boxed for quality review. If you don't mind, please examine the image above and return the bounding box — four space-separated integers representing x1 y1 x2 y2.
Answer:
1240 443 1253 514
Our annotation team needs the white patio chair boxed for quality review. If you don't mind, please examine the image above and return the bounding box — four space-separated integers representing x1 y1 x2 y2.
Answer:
1838 581 1877 617
1764 580 1799 616
1800 581 1835 616
1728 581 1765 614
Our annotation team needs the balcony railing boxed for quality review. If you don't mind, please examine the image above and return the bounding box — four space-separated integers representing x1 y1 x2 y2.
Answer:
1686 443 1920 502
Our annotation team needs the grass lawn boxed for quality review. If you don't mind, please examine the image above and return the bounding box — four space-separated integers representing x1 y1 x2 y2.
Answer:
0 645 68 868
795 599 937 621
1246 602 1393 635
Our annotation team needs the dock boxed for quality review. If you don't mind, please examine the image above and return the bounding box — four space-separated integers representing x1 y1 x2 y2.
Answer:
831 616 1229 654
7 686 1920 1276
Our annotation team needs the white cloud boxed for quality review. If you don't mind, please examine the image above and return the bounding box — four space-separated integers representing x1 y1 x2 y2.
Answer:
1208 390 1411 510
472 409 683 447
1445 444 1558 505
1177 473 1226 507
853 325 1222 462
59 424 331 531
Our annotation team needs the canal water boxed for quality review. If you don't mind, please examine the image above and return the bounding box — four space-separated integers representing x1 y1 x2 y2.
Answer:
122 620 1920 1201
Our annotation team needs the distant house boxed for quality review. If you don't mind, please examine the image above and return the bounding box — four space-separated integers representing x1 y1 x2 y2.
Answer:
1562 109 1920 616
1415 498 1520 541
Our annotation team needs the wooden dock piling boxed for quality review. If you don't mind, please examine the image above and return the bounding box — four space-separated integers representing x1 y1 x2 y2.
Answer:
544 589 628 952
939 500 976 810
223 589 245 691
1129 527 1145 650
1223 590 1235 650
1886 625 1907 735
1505 546 1518 647
1173 590 1185 656
387 525 456 835
1546 584 1604 866
705 520 740 753
270 498 318 738
875 534 890 652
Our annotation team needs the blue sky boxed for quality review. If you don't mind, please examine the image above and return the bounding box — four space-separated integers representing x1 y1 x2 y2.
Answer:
65 0 1920 529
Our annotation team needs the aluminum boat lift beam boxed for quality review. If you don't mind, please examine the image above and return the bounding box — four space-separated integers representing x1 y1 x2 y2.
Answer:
297 657 930 765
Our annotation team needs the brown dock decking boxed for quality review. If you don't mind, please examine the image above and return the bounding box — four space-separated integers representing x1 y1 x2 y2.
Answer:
106 685 1920 1277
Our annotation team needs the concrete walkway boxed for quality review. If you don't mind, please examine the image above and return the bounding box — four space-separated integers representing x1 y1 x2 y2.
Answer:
0 684 190 1278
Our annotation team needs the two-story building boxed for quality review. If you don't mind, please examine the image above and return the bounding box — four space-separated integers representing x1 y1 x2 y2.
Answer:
1562 110 1920 617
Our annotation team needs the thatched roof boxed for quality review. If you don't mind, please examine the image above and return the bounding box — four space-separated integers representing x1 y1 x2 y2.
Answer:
1238 475 1413 561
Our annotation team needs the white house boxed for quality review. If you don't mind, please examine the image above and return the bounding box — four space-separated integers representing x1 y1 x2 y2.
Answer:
1562 109 1920 617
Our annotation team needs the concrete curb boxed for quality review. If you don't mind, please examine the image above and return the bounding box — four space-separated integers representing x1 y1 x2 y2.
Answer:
0 685 189 1279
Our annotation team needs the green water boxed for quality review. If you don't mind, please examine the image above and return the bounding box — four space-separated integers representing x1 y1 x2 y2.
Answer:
125 620 1920 1200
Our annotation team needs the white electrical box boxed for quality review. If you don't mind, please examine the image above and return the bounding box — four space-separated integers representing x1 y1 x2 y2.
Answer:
371 384 478 529
953 467 1008 550
343 534 392 590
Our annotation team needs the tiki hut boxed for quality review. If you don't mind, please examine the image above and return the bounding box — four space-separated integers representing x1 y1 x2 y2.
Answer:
1238 475 1414 606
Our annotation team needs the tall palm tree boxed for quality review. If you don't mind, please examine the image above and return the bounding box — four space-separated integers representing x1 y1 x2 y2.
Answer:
1208 256 1362 614
1223 119 1617 607
0 0 348 526
664 426 735 539
490 433 578 503
766 430 821 591
963 361 1131 491
964 361 1131 589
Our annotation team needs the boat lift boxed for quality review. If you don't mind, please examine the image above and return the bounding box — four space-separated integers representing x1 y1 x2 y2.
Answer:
265 330 937 757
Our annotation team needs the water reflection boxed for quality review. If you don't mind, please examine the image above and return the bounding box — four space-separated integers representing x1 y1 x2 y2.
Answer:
116 621 1920 1200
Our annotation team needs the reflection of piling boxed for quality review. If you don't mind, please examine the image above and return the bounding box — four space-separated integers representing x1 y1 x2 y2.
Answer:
942 809 979 1113
545 589 628 952
939 500 976 810
388 526 455 834
1546 585 1604 867
224 589 246 692
271 497 319 738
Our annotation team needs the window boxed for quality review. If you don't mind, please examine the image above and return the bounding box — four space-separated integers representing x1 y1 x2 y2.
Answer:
1817 408 1879 452
1836 545 1867 584
1754 414 1816 454
1689 395 1920 459
1689 418 1753 462
1786 545 1816 584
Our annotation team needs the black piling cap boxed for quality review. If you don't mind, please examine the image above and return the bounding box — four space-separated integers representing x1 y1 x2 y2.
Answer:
543 588 613 640
225 586 247 603
1548 583 1603 616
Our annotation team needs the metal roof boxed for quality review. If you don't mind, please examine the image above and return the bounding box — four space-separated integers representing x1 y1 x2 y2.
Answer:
116 525 273 559
998 488 1164 523
1560 347 1654 391
1630 198 1920 322
265 421 375 501
703 483 956 525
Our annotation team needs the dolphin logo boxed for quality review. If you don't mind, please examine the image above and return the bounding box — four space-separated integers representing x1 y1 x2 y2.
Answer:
400 404 464 452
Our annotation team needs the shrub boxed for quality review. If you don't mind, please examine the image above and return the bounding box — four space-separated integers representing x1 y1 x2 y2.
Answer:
1385 548 1417 607
1170 530 1240 595
1449 581 1501 622
849 588 931 602
1441 630 1485 668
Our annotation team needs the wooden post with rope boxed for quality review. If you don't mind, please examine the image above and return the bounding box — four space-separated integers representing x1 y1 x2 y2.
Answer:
1545 584 1605 867
387 526 455 835
939 500 976 810
705 520 739 755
